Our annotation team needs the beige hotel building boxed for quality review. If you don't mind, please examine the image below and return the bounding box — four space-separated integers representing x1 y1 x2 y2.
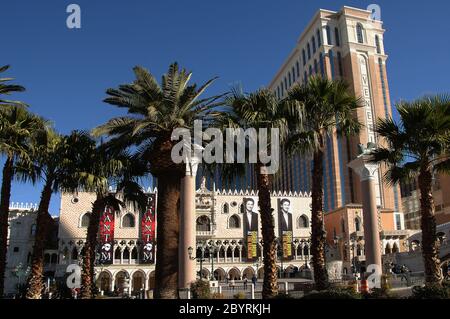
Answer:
268 6 409 271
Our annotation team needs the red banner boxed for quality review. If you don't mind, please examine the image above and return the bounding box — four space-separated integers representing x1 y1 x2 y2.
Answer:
141 194 156 263
98 206 115 264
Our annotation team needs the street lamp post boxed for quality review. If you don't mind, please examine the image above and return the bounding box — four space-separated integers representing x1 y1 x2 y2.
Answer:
208 241 217 281
188 245 206 280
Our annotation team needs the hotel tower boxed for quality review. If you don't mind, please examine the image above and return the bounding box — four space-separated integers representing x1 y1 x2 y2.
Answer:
268 6 408 268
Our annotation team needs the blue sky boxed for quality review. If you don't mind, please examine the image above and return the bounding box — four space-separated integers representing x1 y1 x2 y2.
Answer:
1 0 450 215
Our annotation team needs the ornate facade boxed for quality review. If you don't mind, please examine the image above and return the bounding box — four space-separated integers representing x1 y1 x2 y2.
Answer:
55 183 313 295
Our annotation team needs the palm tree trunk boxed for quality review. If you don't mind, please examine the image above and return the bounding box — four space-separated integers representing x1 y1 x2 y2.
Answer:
311 146 329 291
418 166 442 286
154 174 180 299
25 179 53 299
80 196 104 299
0 156 13 296
255 164 278 298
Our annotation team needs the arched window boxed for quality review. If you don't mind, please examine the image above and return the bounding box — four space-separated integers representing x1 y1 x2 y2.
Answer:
355 217 361 232
334 27 340 46
196 215 211 231
222 203 229 214
303 245 309 256
288 72 292 86
298 215 309 228
317 29 322 47
131 247 138 260
326 25 332 45
314 59 318 74
122 213 135 228
71 247 78 260
123 248 130 260
312 36 316 53
239 204 245 214
307 43 311 60
296 61 300 77
114 248 121 260
226 247 233 258
392 243 399 253
309 65 312 76
385 243 392 255
81 213 90 227
302 49 306 66
375 35 381 54
356 23 364 43
229 215 240 229
292 67 296 82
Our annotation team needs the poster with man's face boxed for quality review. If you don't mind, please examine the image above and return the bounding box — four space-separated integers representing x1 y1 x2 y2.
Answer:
278 198 294 259
242 197 258 261
278 198 293 232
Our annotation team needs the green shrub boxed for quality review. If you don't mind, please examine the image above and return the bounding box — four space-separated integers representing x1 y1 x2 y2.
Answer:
190 279 211 299
302 287 361 299
233 292 246 299
211 292 225 299
272 292 295 299
410 284 450 299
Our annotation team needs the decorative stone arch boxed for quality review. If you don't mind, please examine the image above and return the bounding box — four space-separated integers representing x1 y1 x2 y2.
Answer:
222 203 229 214
79 212 91 228
227 267 241 280
121 213 136 228
114 269 131 294
96 269 113 292
257 267 264 279
200 268 210 279
242 267 254 279
228 214 241 229
297 214 309 229
213 268 226 281
131 269 146 293
385 243 392 255
148 271 156 290
196 215 211 231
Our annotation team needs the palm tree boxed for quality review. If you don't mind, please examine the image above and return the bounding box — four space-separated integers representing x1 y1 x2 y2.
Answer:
0 65 27 108
370 95 450 286
92 63 222 298
77 141 148 299
286 76 362 291
222 87 288 299
23 130 97 298
0 106 45 296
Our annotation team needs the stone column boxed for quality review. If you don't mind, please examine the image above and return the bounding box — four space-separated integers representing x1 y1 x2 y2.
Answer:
179 157 200 289
348 155 382 273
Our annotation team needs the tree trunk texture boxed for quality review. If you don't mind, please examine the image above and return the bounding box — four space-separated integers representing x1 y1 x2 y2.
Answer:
25 179 53 299
154 173 181 299
418 166 442 286
256 165 279 299
0 157 13 297
311 146 330 291
80 196 105 299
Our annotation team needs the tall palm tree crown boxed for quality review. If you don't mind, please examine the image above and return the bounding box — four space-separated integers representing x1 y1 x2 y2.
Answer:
0 65 26 108
286 76 362 291
222 87 289 298
92 63 223 299
0 106 46 296
370 95 450 286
